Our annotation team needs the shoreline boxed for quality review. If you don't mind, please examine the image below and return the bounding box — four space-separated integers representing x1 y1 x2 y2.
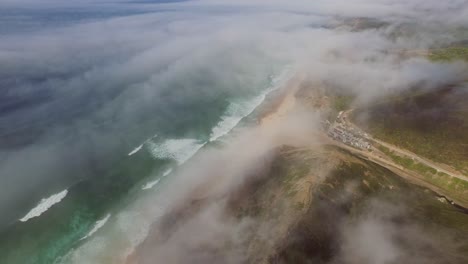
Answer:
259 73 304 127
124 74 305 264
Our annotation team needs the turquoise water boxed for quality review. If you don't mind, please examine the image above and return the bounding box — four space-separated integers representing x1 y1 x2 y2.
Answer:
0 63 291 263
0 2 297 262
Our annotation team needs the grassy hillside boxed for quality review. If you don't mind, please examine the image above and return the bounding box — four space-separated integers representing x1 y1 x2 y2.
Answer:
268 147 468 264
130 145 468 263
354 85 468 174
429 46 468 61
222 146 468 263
376 145 468 205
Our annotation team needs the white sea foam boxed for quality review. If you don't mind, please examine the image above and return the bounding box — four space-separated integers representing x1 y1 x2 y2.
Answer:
147 138 205 164
64 205 166 264
128 144 143 156
142 168 173 190
163 168 173 177
20 189 68 222
60 66 294 264
128 134 158 156
80 214 111 241
142 178 161 190
209 91 270 142
209 67 293 142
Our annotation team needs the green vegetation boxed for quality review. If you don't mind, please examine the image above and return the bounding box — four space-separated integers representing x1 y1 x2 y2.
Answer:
295 202 305 211
226 146 468 263
334 152 468 231
377 145 436 175
370 121 468 173
332 95 353 112
354 87 468 174
275 148 468 263
377 145 468 204
429 47 468 61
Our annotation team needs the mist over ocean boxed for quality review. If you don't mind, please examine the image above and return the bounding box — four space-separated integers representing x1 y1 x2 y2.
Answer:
0 1 293 263
3 0 466 263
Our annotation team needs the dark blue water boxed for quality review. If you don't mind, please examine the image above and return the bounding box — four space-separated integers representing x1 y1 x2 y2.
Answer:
0 7 141 36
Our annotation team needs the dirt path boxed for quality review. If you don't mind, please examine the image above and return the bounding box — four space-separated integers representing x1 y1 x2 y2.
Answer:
323 134 468 208
341 109 468 183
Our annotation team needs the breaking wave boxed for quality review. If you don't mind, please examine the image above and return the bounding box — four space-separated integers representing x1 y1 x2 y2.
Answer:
61 67 294 264
128 144 143 156
128 134 158 156
162 168 172 177
80 214 111 241
141 168 173 190
147 138 205 165
209 67 293 142
209 90 272 142
20 189 68 222
142 178 161 190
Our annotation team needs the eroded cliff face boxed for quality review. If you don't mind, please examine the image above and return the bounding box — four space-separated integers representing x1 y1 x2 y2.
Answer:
128 145 468 264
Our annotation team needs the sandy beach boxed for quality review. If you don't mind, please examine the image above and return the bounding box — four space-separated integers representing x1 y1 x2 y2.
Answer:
124 74 308 264
260 74 304 127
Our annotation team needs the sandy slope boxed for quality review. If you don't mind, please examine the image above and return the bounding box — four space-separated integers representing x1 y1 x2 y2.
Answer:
260 75 303 127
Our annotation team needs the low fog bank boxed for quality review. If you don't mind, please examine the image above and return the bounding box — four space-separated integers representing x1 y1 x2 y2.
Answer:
120 1 468 263
126 103 468 264
334 199 467 264
1 0 468 250
128 101 323 264
65 93 323 263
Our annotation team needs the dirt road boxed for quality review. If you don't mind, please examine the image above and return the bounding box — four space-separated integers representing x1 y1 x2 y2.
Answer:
324 109 468 207
341 109 468 182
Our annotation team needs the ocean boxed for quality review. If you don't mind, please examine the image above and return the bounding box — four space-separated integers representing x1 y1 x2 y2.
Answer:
0 1 306 262
0 3 293 259
0 68 292 264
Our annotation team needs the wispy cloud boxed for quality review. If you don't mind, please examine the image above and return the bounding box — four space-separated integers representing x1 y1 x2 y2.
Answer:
1 1 467 260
